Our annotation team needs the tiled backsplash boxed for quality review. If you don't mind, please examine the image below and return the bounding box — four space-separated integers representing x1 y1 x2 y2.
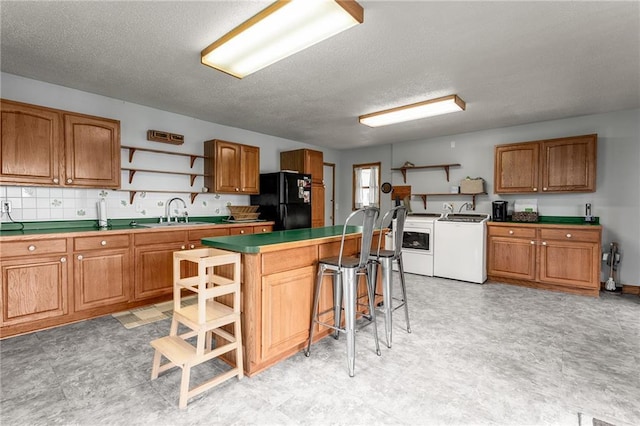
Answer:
0 186 248 223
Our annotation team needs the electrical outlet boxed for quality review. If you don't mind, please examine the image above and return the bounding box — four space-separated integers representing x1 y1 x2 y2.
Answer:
1 201 11 213
466 202 473 211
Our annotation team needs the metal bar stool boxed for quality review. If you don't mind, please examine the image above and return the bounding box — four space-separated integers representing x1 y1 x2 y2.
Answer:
368 205 411 348
305 206 381 377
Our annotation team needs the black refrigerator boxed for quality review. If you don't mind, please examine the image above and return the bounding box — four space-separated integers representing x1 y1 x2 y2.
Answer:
250 172 312 230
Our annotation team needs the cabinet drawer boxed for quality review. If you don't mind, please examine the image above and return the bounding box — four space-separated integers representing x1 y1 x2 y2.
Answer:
188 227 229 241
539 228 600 243
262 246 317 275
134 230 186 246
0 239 67 257
229 226 253 235
74 234 130 251
253 225 273 234
487 226 536 239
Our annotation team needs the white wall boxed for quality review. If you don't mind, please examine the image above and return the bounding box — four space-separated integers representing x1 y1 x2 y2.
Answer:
390 109 640 286
0 73 338 222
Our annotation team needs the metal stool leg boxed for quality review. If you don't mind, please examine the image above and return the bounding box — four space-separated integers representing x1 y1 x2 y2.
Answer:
333 272 343 340
380 256 394 348
306 265 325 356
397 256 411 334
342 269 357 377
365 271 382 357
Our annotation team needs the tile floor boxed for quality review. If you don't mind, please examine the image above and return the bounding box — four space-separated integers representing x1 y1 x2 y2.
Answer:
1 275 639 426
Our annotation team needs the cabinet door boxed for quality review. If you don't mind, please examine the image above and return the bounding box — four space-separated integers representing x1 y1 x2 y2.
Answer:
1 255 69 326
212 140 241 193
487 236 536 280
261 265 314 360
494 142 539 193
74 249 130 311
306 150 324 184
0 100 62 186
134 243 185 300
240 144 260 194
64 114 121 188
541 135 596 192
311 183 325 228
538 240 599 289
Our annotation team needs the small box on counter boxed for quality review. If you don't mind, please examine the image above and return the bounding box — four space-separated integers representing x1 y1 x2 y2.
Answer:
460 178 484 194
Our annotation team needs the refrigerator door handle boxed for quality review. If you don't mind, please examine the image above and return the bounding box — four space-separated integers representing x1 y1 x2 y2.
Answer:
283 204 287 229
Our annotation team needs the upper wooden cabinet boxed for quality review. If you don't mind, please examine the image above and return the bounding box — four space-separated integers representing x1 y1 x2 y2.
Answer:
0 99 121 188
204 139 260 194
494 134 596 194
280 149 325 227
280 148 323 184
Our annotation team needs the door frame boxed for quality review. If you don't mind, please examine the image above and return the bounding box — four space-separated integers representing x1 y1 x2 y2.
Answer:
323 162 335 226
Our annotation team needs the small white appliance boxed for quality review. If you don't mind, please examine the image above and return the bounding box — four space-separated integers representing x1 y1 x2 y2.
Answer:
433 213 489 283
387 213 441 276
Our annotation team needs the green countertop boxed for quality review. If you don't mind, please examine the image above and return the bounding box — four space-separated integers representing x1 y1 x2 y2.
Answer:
201 226 363 254
0 216 237 237
489 215 601 226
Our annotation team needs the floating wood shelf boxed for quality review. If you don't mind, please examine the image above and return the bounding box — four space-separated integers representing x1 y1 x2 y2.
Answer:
120 146 207 204
412 192 487 209
122 168 204 186
122 145 205 168
391 163 461 183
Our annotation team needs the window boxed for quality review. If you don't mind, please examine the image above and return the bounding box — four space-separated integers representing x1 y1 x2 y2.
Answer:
352 162 380 210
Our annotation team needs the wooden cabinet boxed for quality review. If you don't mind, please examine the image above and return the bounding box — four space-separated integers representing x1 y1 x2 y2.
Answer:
73 234 131 311
494 134 596 194
0 238 69 326
0 99 61 186
280 148 325 227
64 113 121 188
133 230 188 300
261 266 314 360
0 99 120 188
204 139 260 194
487 223 601 296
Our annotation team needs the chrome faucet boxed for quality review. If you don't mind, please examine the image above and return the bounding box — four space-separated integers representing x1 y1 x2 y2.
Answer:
458 202 473 212
166 197 187 222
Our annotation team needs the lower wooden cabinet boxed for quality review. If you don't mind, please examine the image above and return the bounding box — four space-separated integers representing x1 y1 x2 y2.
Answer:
261 265 314 360
1 254 69 326
74 249 130 311
487 223 601 296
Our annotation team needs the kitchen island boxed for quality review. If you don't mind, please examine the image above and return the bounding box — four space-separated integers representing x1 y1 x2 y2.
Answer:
201 226 378 376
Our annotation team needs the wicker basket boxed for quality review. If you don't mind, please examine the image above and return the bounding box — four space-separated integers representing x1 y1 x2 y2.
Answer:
512 211 539 222
227 205 260 220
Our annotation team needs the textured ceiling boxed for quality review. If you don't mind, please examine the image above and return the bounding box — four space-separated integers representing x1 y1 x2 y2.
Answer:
1 1 639 149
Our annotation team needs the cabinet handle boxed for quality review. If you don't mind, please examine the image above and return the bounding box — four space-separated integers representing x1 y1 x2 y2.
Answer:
543 187 547 191
542 241 547 246
530 241 535 245
240 230 245 234
533 187 537 191
181 245 186 250
508 230 514 235
566 233 572 238
53 178 59 184
101 240 107 246
235 188 239 192
262 228 267 232
77 255 83 260
28 245 36 251
60 257 67 263
66 178 73 184
190 244 195 249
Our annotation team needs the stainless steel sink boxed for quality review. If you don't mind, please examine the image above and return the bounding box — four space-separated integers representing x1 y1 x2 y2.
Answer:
137 221 215 228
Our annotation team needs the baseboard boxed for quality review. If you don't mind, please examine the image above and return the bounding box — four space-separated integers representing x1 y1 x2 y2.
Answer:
600 282 640 296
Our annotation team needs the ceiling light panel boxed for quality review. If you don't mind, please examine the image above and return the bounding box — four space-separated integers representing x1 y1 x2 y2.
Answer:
359 95 466 127
201 0 364 78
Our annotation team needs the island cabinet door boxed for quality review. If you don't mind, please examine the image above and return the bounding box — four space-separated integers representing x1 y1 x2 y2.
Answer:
261 265 315 360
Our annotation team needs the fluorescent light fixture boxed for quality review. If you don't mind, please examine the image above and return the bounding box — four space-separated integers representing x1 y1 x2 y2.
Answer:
201 0 364 79
359 95 466 127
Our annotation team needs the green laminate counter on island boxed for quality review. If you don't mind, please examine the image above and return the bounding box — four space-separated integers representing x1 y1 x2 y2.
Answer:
201 225 379 377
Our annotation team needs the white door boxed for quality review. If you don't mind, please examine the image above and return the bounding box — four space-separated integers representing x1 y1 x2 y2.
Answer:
323 163 335 226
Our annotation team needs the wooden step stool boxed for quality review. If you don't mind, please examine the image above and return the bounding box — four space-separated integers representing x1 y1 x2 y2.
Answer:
150 248 243 409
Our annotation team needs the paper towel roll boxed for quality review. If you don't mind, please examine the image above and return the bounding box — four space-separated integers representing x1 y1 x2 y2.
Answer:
98 198 108 229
